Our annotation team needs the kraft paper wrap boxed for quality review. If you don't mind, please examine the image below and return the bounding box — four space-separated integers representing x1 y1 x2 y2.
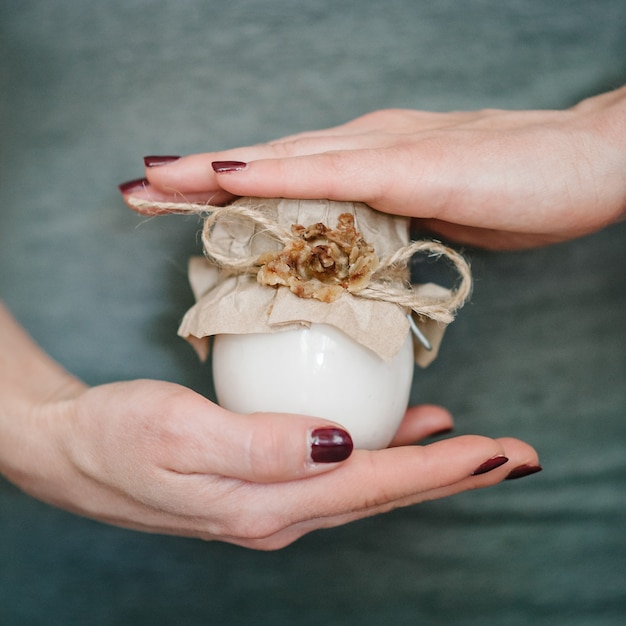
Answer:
170 197 467 367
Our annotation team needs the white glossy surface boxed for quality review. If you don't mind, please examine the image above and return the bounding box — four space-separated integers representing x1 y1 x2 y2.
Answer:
212 323 415 449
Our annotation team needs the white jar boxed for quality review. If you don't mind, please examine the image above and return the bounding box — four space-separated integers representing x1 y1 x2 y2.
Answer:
212 323 414 450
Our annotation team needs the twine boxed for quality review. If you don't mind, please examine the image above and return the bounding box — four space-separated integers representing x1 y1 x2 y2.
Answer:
128 196 472 323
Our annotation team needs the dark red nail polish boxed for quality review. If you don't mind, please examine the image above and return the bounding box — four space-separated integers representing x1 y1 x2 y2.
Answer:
506 464 542 480
430 427 454 438
118 177 149 194
310 427 353 463
472 455 509 476
143 155 180 167
212 160 247 173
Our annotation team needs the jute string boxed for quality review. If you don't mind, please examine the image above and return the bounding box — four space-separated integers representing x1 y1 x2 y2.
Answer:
129 197 472 324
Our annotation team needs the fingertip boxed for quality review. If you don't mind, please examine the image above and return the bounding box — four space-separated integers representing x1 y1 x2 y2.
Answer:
118 177 150 195
144 155 181 168
309 427 354 464
505 464 543 480
420 434 509 481
142 153 219 192
495 436 541 477
219 412 354 483
118 178 162 216
212 160 248 173
390 404 455 446
471 454 509 476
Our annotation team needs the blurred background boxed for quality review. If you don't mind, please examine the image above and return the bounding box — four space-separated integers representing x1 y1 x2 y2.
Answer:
1 1 625 624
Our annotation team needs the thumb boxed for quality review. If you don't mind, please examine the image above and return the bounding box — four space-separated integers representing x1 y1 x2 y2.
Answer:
196 409 354 483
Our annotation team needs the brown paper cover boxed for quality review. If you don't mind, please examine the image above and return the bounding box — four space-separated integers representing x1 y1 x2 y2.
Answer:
178 198 450 367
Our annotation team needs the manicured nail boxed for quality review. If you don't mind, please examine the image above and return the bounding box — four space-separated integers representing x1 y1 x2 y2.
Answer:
472 455 509 476
310 427 354 464
506 464 542 480
143 155 180 167
212 160 247 173
430 427 454 438
118 177 149 194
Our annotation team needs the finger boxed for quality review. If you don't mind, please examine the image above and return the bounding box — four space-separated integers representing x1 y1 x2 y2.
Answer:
140 138 369 195
173 406 355 483
261 435 508 521
211 434 511 548
239 435 540 549
494 436 543 479
138 109 477 199
266 109 483 143
117 175 235 215
121 142 406 215
364 435 541 518
388 404 454 446
136 114 408 197
389 435 541 507
210 148 421 215
91 380 355 485
308 434 509 510
133 113 472 204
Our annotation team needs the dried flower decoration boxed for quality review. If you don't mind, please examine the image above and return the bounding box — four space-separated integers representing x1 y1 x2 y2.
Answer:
256 213 379 302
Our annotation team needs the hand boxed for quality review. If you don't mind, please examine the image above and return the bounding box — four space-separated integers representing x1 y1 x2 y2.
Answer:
121 86 626 250
6 380 540 550
1 305 539 550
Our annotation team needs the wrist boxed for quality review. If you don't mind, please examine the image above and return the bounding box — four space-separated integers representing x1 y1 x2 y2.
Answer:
0 302 86 488
0 302 86 404
571 86 626 225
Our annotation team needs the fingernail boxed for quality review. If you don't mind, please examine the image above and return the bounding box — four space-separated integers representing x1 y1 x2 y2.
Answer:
118 177 149 194
310 427 354 464
472 455 509 476
144 155 180 167
430 427 454 438
506 464 542 480
212 160 247 173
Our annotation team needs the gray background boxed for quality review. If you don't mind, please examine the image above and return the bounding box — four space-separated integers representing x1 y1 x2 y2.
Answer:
1 1 625 624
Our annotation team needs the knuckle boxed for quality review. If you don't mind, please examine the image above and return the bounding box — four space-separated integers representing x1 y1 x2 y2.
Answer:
137 391 205 466
148 411 189 454
339 148 394 206
269 137 310 158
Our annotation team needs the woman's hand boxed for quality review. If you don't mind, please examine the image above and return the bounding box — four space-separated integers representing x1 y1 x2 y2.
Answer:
121 86 626 250
1 304 539 550
5 379 540 551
